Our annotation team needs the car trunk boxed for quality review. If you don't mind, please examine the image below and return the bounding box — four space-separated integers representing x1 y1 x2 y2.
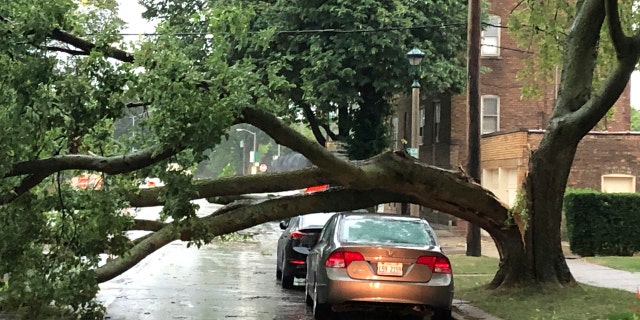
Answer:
339 246 444 282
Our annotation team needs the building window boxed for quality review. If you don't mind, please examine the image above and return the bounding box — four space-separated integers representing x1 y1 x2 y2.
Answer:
482 95 500 134
481 15 501 57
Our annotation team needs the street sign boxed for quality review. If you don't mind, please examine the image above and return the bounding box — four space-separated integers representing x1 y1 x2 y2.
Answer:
407 148 419 158
259 163 268 172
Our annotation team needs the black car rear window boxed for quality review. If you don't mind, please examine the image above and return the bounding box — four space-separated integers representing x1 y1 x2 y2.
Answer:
339 216 435 246
298 213 336 229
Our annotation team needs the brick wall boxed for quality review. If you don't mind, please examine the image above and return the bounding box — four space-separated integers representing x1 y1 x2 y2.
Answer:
568 133 640 190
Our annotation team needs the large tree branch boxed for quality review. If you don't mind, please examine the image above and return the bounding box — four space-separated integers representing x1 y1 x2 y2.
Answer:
95 225 177 282
0 173 49 205
97 172 511 282
6 144 182 178
604 0 630 59
49 28 134 63
240 108 363 185
300 102 328 146
127 167 338 207
552 0 604 120
567 0 640 136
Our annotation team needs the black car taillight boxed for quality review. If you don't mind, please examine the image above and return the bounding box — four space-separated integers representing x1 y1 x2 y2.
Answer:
290 230 307 239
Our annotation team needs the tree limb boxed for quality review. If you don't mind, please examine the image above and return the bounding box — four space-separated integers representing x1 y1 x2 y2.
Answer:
567 0 640 136
44 46 88 56
6 144 182 178
0 173 49 205
132 219 166 232
604 0 630 59
127 167 338 207
49 28 134 63
300 102 327 146
240 107 363 185
552 0 604 119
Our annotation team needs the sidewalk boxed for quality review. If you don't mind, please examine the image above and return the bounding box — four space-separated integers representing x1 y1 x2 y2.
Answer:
434 228 640 320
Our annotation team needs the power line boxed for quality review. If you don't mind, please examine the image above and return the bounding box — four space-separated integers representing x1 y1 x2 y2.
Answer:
113 22 467 37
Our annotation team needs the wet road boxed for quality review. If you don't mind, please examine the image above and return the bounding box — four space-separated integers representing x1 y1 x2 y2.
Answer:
99 201 314 320
99 201 425 320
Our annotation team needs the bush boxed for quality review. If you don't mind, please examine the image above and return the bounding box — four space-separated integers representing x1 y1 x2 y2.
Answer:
564 190 640 256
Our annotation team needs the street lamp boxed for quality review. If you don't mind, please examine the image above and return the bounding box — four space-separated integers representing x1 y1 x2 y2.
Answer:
406 48 425 155
236 128 257 167
407 48 425 217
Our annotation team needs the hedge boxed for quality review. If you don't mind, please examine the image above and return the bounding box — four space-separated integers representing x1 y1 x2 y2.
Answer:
564 190 640 256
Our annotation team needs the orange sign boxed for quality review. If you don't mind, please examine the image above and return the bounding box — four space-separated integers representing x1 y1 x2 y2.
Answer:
305 185 328 193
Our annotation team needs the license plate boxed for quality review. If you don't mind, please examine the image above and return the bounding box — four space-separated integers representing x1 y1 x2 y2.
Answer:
377 262 403 276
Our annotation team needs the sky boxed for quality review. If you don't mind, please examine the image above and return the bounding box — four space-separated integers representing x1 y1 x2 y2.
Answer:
116 2 639 109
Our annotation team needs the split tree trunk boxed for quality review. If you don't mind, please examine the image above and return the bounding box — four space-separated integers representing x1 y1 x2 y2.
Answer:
487 134 577 288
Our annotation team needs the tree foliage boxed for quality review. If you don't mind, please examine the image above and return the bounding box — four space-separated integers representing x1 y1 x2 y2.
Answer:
0 0 469 317
142 0 468 159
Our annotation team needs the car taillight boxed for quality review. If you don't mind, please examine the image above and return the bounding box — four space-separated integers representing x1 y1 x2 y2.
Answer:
290 230 307 239
325 251 365 268
416 256 452 274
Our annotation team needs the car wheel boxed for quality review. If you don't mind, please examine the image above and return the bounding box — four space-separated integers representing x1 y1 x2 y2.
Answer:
431 308 452 320
280 261 294 289
281 273 294 289
312 300 333 320
276 266 282 280
312 282 333 319
305 289 313 307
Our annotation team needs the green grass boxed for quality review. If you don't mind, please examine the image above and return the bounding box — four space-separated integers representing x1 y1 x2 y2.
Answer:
450 254 640 320
583 256 640 272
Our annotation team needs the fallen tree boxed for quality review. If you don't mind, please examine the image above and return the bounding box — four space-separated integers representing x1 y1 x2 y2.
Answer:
1 0 639 318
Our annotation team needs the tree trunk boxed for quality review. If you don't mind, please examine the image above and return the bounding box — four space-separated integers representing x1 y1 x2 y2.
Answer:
524 136 577 285
486 132 578 288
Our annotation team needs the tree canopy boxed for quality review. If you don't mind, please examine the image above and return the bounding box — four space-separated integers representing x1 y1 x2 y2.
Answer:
0 0 469 317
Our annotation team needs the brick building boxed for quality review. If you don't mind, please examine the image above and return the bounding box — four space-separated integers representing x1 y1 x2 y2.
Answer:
389 3 640 222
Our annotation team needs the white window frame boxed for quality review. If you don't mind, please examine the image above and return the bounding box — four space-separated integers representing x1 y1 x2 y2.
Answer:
481 95 500 134
481 15 501 57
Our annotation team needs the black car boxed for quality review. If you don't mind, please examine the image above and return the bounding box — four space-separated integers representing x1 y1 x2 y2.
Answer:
276 212 337 289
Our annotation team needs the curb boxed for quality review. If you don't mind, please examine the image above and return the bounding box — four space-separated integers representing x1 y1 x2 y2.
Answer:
452 299 504 320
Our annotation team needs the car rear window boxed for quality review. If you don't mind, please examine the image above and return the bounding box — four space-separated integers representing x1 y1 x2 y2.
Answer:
298 213 336 229
339 216 435 246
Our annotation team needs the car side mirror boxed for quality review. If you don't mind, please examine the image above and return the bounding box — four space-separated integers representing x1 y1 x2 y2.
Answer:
279 220 289 230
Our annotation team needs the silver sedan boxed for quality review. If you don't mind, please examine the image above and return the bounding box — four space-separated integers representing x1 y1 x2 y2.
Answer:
305 213 454 320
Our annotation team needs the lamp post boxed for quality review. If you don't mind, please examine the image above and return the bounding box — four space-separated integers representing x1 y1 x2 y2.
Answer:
407 48 425 217
407 48 425 154
236 128 257 174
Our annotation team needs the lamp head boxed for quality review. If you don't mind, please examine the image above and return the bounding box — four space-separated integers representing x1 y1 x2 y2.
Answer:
406 48 425 66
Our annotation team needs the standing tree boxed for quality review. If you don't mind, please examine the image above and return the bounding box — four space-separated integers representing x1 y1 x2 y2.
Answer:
1 0 639 318
141 0 469 160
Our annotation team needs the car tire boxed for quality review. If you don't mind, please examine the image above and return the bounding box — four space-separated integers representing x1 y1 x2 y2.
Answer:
305 291 313 307
280 261 294 289
432 308 452 320
312 301 333 320
276 266 282 280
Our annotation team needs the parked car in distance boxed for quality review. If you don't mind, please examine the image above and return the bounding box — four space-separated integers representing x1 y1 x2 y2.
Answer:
276 212 338 289
305 212 454 320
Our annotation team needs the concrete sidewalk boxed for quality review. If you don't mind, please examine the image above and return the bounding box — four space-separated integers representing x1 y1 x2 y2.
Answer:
434 228 640 320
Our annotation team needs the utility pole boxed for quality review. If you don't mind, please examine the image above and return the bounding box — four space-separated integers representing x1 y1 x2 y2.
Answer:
466 0 482 256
